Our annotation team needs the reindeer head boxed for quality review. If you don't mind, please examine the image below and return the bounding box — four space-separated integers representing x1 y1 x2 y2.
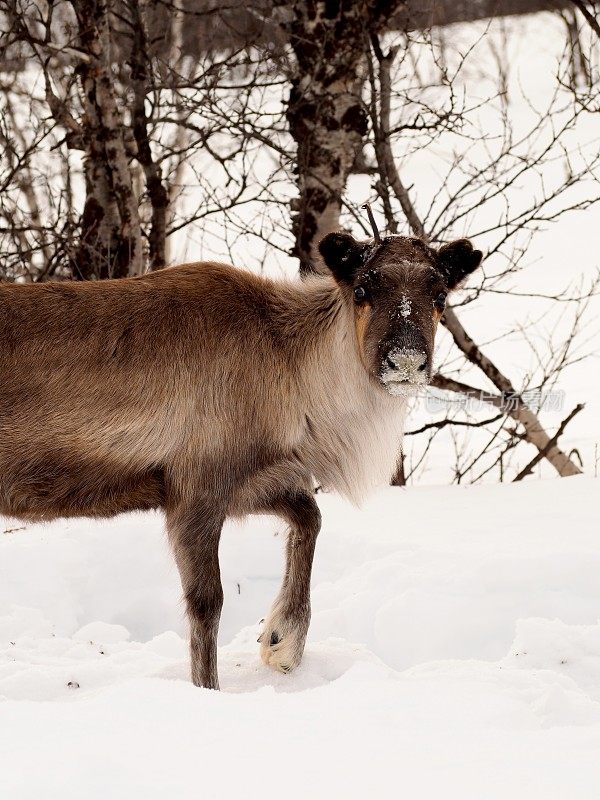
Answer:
318 231 483 395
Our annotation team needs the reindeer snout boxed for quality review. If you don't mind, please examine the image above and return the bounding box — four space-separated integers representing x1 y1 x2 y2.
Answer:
382 347 428 390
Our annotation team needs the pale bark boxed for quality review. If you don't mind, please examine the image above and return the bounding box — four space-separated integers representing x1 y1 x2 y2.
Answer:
283 0 405 274
513 403 585 480
73 0 143 279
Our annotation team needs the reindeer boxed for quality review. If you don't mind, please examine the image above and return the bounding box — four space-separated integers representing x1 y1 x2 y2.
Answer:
0 228 482 689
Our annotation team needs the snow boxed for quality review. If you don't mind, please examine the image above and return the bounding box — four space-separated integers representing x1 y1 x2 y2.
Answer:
382 350 428 393
2 476 600 798
399 293 412 318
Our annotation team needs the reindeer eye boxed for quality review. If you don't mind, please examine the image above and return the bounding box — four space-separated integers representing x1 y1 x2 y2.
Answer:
354 286 366 303
434 292 447 311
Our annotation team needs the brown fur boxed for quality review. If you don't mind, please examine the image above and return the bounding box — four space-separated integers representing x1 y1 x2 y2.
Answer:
0 234 481 688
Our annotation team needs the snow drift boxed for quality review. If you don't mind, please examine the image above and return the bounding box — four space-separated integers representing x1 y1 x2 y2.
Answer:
2 476 600 798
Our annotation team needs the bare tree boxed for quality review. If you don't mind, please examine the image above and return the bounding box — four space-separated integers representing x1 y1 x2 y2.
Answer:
1 0 288 279
361 21 598 482
278 0 405 273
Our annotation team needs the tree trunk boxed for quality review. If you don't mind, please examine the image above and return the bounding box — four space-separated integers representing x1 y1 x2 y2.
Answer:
127 0 169 271
72 0 144 280
284 1 405 274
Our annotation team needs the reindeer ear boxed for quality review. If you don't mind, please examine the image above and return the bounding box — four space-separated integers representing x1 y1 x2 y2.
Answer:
437 239 483 290
318 232 368 284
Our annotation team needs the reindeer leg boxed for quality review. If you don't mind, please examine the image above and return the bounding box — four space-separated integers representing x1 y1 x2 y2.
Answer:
167 497 225 689
259 488 321 674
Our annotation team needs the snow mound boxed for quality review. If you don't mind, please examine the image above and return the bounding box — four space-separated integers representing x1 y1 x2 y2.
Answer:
2 477 600 798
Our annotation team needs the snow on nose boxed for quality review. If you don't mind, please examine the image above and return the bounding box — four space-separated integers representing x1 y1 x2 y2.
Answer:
382 347 428 390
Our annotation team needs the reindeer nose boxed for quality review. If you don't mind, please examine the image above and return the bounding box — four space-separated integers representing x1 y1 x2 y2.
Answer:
384 348 428 382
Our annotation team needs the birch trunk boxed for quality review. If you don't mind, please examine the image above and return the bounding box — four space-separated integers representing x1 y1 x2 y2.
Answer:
284 0 405 274
72 0 143 279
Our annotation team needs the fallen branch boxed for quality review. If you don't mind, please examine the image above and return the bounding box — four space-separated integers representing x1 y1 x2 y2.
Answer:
513 403 585 481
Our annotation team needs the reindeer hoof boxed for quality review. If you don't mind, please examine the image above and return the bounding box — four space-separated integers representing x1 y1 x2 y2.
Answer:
259 603 308 675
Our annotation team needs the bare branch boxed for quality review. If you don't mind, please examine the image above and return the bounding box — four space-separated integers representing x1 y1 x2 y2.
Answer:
513 403 585 481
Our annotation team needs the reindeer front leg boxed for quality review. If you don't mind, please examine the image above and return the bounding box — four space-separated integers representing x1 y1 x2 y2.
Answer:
167 496 225 690
259 488 321 674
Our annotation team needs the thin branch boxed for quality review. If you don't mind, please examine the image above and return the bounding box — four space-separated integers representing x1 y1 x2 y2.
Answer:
513 403 585 481
571 0 600 38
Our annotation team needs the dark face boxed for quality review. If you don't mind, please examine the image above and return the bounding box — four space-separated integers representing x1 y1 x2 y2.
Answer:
319 232 483 395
